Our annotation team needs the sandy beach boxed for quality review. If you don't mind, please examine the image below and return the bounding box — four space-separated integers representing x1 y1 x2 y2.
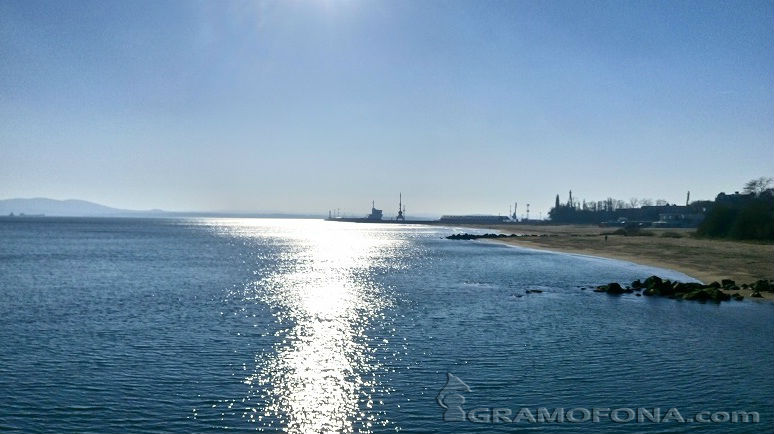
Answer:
449 224 774 300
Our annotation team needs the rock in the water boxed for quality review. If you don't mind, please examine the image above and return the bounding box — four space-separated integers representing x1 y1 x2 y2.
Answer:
525 289 543 294
754 280 773 293
599 282 625 294
643 275 663 289
721 279 735 288
751 291 763 298
682 287 730 302
673 282 703 293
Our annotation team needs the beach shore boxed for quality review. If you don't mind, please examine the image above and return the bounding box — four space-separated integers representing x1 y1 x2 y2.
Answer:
447 223 774 300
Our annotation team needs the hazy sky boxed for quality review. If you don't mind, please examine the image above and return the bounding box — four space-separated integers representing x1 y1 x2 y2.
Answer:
1 0 772 217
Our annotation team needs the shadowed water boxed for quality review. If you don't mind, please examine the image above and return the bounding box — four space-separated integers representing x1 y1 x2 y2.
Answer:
0 218 771 433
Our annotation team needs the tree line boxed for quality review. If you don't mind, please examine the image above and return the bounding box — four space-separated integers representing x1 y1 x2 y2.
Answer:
696 177 774 241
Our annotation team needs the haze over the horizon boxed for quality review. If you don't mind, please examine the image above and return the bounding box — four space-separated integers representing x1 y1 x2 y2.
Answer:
1 0 772 218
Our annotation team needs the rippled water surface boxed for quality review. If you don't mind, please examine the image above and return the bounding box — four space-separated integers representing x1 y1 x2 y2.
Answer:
1 218 772 433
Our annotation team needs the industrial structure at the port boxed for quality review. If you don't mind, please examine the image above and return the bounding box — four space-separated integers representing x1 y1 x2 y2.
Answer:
326 194 521 224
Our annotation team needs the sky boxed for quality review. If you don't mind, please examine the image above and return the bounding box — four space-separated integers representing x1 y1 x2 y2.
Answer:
1 0 772 218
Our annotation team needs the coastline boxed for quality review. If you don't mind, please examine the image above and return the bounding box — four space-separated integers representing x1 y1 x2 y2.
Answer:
451 224 774 301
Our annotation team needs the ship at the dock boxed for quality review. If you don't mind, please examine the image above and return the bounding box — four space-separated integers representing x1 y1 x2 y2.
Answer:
326 194 517 225
326 194 430 223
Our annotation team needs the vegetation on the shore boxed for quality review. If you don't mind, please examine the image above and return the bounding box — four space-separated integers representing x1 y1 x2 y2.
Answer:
545 178 774 242
696 178 774 241
594 276 774 303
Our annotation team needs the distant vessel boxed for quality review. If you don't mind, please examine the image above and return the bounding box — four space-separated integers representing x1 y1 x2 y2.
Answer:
366 201 383 221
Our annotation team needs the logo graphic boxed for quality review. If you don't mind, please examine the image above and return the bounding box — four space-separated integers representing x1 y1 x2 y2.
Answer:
436 373 472 421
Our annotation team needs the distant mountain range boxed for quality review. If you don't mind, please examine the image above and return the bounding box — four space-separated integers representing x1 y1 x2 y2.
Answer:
0 197 326 219
0 198 165 217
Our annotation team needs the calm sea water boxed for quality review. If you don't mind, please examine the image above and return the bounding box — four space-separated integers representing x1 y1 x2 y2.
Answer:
0 218 772 433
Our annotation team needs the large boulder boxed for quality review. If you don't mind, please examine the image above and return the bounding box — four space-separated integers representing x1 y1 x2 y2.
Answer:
606 282 625 294
643 276 663 289
682 287 730 302
721 279 736 288
672 282 705 297
754 280 773 293
595 282 625 294
643 275 676 295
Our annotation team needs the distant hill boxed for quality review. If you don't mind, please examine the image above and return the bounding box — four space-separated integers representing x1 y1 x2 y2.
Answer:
0 197 328 219
0 198 164 217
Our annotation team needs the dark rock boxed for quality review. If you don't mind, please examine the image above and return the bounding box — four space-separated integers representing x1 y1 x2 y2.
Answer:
605 282 625 294
643 275 663 289
642 275 676 296
708 281 721 288
711 288 731 302
525 289 543 294
721 279 735 288
682 287 730 302
751 291 763 298
659 282 676 296
631 279 643 289
446 233 506 240
635 293 642 296
754 280 772 293
732 294 744 301
682 289 705 301
673 282 703 294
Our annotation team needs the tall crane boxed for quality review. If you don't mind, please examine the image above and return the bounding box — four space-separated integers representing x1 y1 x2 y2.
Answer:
396 193 405 221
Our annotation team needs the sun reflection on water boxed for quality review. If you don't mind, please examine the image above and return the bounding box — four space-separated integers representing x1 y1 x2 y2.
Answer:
210 219 402 432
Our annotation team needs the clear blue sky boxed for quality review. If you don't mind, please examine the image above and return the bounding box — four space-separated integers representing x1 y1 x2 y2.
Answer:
1 0 771 217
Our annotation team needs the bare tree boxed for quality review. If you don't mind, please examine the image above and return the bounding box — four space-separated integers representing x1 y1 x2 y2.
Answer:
743 177 774 196
628 198 640 208
640 198 654 207
655 199 668 206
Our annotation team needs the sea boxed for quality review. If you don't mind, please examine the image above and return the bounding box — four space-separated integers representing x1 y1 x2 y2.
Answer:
0 217 772 433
